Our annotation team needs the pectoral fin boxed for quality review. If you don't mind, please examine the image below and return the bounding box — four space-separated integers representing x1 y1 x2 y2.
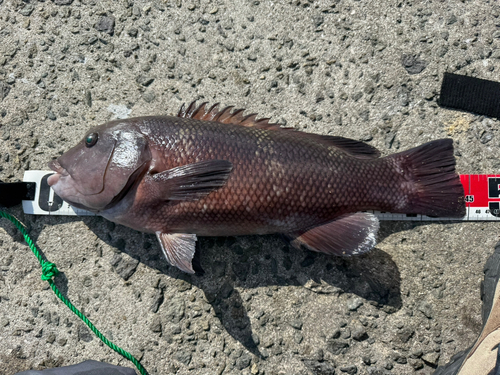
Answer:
151 160 233 200
288 212 379 256
156 232 197 274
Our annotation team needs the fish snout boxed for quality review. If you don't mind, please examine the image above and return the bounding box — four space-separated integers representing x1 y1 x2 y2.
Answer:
49 159 63 173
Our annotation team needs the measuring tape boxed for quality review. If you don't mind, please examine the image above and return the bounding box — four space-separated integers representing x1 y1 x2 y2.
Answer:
19 171 500 221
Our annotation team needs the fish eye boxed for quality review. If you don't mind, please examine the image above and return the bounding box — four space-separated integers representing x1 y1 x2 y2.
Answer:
85 133 98 148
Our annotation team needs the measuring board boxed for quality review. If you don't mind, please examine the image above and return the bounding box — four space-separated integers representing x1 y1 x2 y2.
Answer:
21 171 500 221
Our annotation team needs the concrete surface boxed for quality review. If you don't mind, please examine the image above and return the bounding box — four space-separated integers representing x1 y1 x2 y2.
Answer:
1 0 500 374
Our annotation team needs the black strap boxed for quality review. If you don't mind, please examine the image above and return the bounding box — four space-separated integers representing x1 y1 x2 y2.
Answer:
439 72 500 119
0 182 35 207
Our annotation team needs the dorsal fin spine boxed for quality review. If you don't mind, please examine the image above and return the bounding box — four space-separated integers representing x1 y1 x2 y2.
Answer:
175 101 380 158
177 101 281 129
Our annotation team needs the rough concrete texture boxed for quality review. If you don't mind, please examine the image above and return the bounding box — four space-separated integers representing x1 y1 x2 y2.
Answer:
1 0 500 374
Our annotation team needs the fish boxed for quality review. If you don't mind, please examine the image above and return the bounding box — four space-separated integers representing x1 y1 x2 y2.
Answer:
48 102 465 274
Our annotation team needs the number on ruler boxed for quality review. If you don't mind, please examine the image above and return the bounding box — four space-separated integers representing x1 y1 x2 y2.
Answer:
39 174 64 213
465 195 474 203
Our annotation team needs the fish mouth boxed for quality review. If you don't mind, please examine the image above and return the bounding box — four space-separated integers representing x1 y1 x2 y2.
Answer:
47 159 68 186
47 159 86 209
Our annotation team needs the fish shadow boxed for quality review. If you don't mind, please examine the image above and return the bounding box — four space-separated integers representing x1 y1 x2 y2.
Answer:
79 217 406 358
6 212 468 361
0 213 409 360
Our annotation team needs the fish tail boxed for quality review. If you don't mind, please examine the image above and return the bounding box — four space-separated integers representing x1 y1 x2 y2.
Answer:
389 139 465 217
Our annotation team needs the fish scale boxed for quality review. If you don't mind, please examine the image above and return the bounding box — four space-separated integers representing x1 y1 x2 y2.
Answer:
43 103 465 273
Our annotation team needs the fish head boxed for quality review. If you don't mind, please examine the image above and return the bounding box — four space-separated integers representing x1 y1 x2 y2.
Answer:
48 120 151 211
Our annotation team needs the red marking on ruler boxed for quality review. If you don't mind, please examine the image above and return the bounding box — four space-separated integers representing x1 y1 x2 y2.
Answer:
461 174 500 206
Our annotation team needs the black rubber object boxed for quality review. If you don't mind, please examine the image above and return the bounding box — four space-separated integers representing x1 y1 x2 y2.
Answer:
13 360 137 375
439 72 500 119
0 181 35 207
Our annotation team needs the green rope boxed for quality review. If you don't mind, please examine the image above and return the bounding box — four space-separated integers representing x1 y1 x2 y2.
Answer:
0 210 148 375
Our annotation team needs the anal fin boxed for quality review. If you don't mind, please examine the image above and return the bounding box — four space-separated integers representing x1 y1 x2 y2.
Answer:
156 232 197 274
289 212 379 256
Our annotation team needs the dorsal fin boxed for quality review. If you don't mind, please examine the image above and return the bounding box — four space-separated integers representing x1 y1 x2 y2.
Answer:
177 101 380 159
318 136 381 159
177 101 283 130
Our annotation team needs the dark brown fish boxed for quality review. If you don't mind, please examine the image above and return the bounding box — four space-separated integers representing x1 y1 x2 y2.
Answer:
48 102 465 273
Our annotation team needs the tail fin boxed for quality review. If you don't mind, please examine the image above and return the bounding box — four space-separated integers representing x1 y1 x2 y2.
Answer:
390 139 465 218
